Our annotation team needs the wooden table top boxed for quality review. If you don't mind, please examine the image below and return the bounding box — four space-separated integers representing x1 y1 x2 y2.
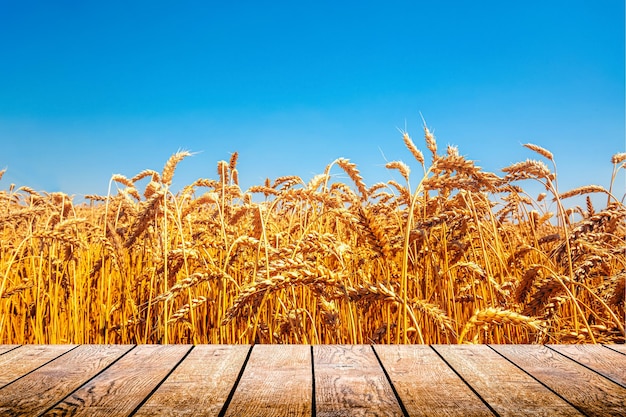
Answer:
0 344 624 416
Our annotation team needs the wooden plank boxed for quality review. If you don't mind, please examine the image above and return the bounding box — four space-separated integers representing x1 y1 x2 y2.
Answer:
1 344 624 416
224 344 311 417
134 345 250 416
0 344 76 388
374 345 493 416
45 344 191 417
0 345 20 355
433 345 581 416
548 344 626 387
492 344 626 416
603 344 626 354
0 344 132 416
314 344 403 417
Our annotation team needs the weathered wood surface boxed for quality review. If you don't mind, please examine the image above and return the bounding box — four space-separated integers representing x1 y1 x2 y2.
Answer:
547 344 626 387
0 344 19 355
0 345 132 416
134 345 250 417
374 345 493 416
0 344 76 388
314 344 403 416
46 345 190 416
433 344 582 416
0 344 623 416
604 343 626 354
492 344 626 416
224 344 312 417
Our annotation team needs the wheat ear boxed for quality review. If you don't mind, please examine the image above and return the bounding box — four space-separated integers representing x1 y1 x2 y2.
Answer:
458 307 542 343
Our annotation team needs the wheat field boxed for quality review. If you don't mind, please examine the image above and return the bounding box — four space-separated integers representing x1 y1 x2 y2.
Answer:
0 127 624 344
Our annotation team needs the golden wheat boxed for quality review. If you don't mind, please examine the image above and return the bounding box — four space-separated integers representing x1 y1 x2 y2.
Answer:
523 143 554 161
0 128 623 344
458 307 543 343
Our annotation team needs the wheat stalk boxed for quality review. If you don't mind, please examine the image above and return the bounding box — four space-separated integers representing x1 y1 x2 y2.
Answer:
162 151 192 187
459 307 543 343
401 131 425 166
335 158 368 200
523 143 554 161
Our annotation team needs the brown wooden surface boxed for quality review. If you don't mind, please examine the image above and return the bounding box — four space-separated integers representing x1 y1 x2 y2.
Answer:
0 344 623 416
314 344 403 417
45 344 190 417
548 344 626 387
604 343 626 354
0 345 19 355
492 344 626 416
0 344 76 388
0 345 132 417
433 344 582 416
374 344 493 416
224 344 311 417
134 345 250 417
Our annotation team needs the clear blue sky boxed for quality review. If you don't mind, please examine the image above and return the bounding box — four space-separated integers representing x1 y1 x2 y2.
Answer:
1 1 624 205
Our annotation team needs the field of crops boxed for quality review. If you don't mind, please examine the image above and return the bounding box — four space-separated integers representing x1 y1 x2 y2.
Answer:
1 127 624 344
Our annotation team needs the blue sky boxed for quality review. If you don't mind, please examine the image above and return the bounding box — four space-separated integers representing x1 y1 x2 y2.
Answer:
1 1 624 206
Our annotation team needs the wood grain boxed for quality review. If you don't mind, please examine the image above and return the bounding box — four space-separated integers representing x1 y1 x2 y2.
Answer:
0 344 76 388
374 345 493 416
492 344 626 416
44 344 190 417
433 344 581 416
603 344 626 355
134 345 250 416
0 344 131 417
0 345 19 355
224 344 311 417
548 344 626 387
0 344 624 415
314 344 403 417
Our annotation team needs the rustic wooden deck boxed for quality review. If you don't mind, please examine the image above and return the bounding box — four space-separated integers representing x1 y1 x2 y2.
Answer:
0 344 624 416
